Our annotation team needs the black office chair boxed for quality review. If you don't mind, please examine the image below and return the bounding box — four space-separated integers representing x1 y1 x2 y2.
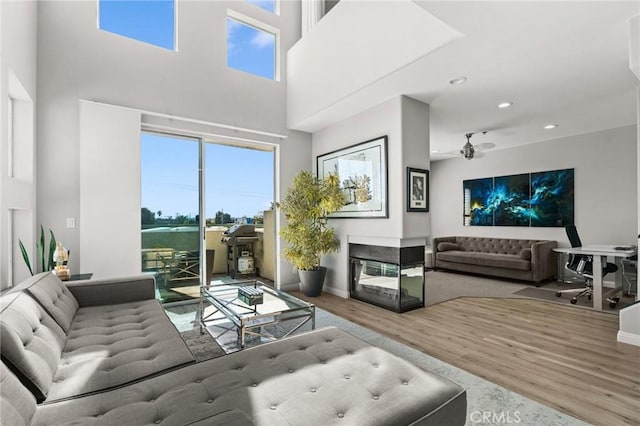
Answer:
556 225 619 306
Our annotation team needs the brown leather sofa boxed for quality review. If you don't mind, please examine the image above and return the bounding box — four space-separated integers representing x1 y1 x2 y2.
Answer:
433 236 557 284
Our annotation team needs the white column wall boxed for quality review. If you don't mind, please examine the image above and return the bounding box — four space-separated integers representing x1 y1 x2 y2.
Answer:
308 95 430 297
401 96 430 240
310 97 402 296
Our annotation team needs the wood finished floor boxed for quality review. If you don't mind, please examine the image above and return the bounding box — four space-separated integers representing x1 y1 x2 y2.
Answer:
292 292 640 426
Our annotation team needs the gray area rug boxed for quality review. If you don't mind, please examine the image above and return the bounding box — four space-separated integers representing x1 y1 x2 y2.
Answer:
426 270 635 313
180 328 226 361
512 280 636 312
425 270 529 305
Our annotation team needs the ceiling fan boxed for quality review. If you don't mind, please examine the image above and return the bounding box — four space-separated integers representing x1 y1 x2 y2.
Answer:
443 132 495 160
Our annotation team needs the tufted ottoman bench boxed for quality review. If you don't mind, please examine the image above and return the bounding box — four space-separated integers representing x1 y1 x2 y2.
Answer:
1 326 467 426
0 272 194 402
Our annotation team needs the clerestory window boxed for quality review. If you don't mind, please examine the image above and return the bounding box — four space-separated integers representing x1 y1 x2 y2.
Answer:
226 11 278 80
98 0 176 51
247 0 277 14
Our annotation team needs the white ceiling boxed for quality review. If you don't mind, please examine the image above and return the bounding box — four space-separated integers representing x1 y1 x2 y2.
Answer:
289 0 640 160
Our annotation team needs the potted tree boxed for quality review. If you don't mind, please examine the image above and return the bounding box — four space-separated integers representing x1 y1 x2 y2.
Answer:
279 170 346 296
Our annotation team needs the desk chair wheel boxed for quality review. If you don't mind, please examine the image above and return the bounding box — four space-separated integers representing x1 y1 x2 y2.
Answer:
607 297 620 309
555 291 562 297
587 294 591 301
570 297 578 304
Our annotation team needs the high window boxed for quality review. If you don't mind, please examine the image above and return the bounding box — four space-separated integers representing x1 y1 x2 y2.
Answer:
98 0 176 50
247 0 277 14
227 11 278 80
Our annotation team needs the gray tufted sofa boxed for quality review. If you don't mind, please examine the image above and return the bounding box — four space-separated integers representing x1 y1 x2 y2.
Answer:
433 236 557 284
1 272 467 425
0 272 195 402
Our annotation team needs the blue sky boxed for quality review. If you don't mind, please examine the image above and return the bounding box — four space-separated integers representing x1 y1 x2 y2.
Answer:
99 0 175 50
141 133 274 220
227 17 275 79
99 1 276 220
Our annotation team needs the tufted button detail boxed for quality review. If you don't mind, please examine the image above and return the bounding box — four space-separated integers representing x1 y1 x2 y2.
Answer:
208 399 214 403
270 356 277 360
310 387 317 393
372 363 379 368
149 398 155 402
251 383 258 387
373 394 379 400
154 420 162 424
288 369 294 373
195 379 202 383
337 413 345 418
347 351 353 355
344 375 350 380
402 380 409 385
270 405 277 410
320 360 327 364
236 367 243 371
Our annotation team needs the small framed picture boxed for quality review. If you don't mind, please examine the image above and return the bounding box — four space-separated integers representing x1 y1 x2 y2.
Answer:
407 167 429 212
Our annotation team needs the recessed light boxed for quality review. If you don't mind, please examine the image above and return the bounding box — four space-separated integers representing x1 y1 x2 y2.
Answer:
498 102 513 109
544 124 557 129
449 77 467 85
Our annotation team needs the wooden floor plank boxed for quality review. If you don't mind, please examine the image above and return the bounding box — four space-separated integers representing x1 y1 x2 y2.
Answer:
294 291 640 426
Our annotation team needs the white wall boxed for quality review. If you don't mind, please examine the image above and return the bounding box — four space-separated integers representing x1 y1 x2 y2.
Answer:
37 1 310 286
431 125 638 247
310 95 430 297
0 0 37 289
287 0 460 131
79 101 141 278
401 96 430 239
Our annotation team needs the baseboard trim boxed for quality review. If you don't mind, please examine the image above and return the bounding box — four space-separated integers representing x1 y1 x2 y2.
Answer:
280 281 348 299
324 286 349 299
617 330 640 346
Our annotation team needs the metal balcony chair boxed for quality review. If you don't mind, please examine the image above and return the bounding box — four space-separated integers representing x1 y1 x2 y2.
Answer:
556 225 619 306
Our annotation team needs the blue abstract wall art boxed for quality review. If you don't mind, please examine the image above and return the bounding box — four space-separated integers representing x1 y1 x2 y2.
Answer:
494 173 531 226
463 177 494 226
463 168 574 228
530 169 574 227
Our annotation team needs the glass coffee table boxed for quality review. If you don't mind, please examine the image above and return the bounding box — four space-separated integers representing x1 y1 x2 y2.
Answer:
199 280 315 352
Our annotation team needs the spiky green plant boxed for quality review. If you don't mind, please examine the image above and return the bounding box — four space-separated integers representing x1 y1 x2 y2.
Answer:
18 226 57 276
279 171 346 271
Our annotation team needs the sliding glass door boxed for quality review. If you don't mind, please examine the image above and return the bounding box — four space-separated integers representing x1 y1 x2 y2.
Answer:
203 142 275 284
141 132 200 304
141 131 275 304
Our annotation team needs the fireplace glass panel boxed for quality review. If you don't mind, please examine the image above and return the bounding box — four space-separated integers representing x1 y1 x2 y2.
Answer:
351 258 424 312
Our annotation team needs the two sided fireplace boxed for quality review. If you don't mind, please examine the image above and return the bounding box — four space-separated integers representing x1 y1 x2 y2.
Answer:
349 243 425 313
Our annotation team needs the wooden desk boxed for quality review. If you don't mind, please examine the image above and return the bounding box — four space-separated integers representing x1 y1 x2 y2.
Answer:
554 245 637 311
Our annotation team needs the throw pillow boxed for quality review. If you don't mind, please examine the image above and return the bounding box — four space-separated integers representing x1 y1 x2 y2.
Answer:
438 242 460 252
519 248 532 260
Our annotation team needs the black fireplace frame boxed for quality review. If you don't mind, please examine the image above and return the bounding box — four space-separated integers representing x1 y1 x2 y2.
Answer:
349 243 425 313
